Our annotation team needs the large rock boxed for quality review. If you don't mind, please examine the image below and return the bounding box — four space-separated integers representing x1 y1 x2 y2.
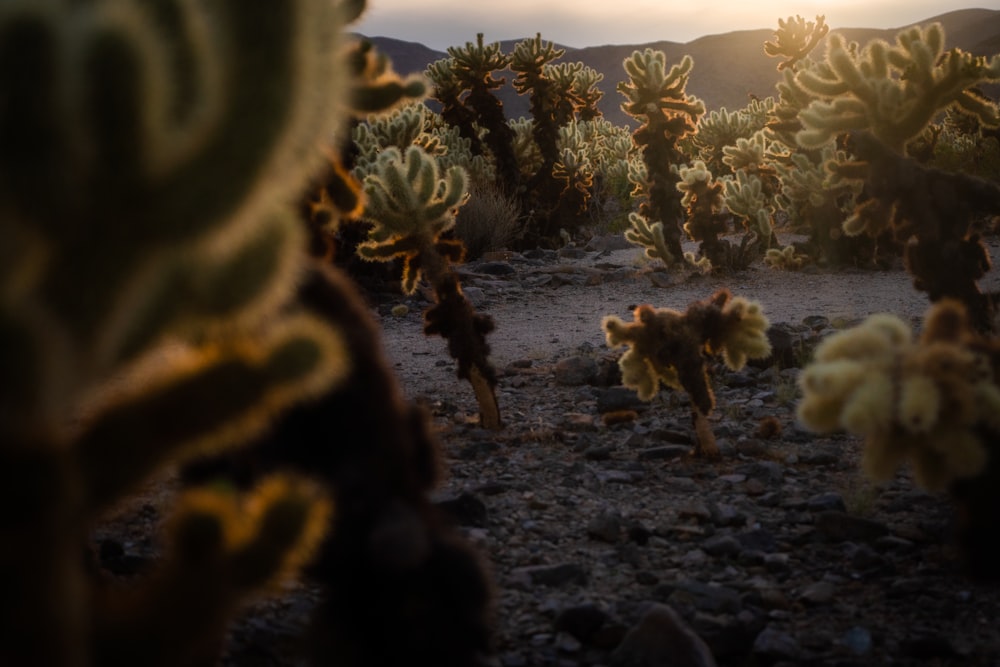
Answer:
611 603 717 667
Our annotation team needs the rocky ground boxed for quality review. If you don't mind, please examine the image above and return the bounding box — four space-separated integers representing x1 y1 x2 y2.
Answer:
93 234 1000 666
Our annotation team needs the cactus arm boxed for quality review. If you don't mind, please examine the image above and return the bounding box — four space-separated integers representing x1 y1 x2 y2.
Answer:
75 315 347 513
93 475 331 667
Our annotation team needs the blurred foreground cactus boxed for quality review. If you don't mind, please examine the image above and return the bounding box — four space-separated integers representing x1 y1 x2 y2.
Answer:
602 290 771 458
0 0 353 664
1 1 496 665
797 301 1000 578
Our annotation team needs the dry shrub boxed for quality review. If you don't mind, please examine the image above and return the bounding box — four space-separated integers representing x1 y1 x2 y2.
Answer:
454 183 524 260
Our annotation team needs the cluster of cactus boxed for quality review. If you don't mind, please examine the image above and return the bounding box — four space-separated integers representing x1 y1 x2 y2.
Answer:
789 23 1000 310
425 33 615 246
602 290 771 457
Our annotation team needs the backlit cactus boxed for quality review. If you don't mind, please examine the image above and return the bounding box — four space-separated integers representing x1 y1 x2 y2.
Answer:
0 0 352 663
602 290 771 457
798 301 1000 490
795 23 1000 153
620 50 706 266
359 145 501 429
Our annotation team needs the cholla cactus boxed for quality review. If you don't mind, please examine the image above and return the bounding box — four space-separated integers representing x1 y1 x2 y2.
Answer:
795 23 1000 153
359 145 501 428
444 34 520 193
763 244 810 270
723 169 774 246
764 14 830 71
689 105 769 174
798 301 1000 490
352 102 443 176
602 290 771 457
0 0 353 663
676 161 728 270
619 50 706 265
626 211 676 266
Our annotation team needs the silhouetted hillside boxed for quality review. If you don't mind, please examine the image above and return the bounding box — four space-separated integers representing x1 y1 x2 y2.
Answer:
359 8 1000 127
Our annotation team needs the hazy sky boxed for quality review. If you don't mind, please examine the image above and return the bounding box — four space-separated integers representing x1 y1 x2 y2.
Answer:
353 1 1000 51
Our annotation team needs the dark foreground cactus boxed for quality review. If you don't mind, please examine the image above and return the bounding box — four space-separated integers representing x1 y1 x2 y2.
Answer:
0 1 494 665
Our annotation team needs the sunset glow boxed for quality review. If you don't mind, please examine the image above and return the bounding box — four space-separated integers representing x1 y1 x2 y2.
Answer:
353 0 998 50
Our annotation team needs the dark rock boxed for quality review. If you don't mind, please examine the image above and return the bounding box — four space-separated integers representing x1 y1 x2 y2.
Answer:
660 581 743 615
611 603 717 667
806 492 847 512
433 491 488 528
458 440 500 460
752 626 802 661
798 580 836 605
694 610 765 660
815 511 889 543
554 355 600 386
597 387 646 413
474 261 517 275
653 428 694 445
587 510 623 543
584 445 615 461
554 603 611 643
637 445 690 461
701 534 742 557
509 563 588 589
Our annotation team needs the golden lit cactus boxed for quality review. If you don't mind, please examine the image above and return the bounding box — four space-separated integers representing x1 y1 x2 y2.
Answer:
625 211 675 265
797 301 1000 490
795 23 1000 153
763 244 810 270
764 14 830 71
602 290 771 457
358 145 469 293
0 0 354 664
358 145 501 429
676 160 728 271
620 50 705 266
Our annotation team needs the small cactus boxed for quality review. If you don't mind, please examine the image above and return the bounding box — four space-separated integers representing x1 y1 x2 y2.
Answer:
602 289 771 457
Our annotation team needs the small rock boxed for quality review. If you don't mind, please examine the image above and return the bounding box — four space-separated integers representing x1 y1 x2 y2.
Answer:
597 387 646 412
554 355 600 386
509 563 588 589
752 626 801 660
798 580 836 605
554 604 610 643
587 510 623 543
701 534 742 557
841 626 873 656
806 492 847 512
434 491 488 528
815 511 889 543
637 445 690 460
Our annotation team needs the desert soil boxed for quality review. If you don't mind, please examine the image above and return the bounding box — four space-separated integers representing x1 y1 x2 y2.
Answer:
94 234 1000 666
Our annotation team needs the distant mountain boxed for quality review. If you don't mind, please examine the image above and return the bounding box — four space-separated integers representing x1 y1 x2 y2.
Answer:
358 8 1000 128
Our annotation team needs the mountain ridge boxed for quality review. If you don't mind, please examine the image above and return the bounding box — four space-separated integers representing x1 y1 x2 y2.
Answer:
356 8 1000 126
